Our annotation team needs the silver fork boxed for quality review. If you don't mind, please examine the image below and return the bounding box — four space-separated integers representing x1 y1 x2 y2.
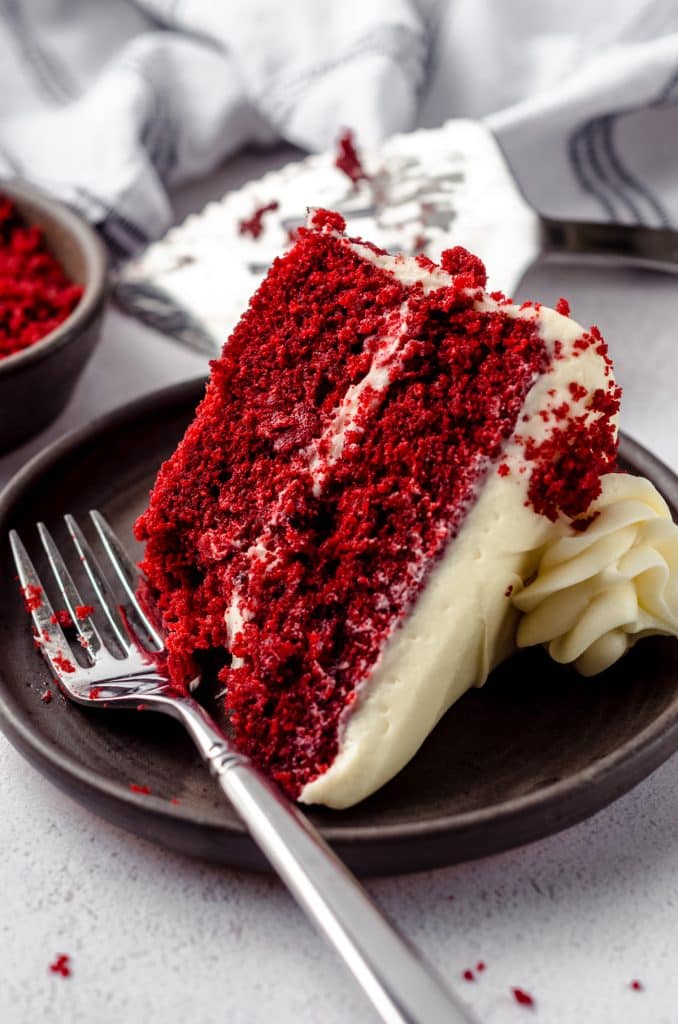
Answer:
10 512 479 1024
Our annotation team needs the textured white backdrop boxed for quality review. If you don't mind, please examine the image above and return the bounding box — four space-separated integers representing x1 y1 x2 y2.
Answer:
0 151 677 1023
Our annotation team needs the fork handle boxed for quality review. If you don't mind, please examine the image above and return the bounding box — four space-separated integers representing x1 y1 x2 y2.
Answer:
540 217 678 272
215 759 478 1024
175 699 476 1024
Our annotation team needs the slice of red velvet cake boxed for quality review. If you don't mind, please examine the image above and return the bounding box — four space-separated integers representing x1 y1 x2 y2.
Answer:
135 209 629 807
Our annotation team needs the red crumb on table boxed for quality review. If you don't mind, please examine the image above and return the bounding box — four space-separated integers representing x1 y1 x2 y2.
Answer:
49 953 71 978
40 689 52 704
21 584 43 612
0 195 83 360
75 604 94 619
129 783 151 795
630 980 644 991
52 653 75 674
51 609 74 628
462 969 475 982
555 297 570 317
512 987 535 1007
238 201 279 240
476 961 486 972
334 129 369 184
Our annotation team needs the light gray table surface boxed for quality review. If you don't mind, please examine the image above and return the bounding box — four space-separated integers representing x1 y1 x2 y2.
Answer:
1 148 677 1024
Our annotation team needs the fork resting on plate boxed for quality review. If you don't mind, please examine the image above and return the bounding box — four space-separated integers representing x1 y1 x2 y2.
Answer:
10 511 479 1024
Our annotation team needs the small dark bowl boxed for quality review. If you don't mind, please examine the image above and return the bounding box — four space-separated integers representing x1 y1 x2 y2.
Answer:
0 181 108 452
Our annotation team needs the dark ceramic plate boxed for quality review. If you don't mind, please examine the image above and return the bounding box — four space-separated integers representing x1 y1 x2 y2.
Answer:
1 378 678 876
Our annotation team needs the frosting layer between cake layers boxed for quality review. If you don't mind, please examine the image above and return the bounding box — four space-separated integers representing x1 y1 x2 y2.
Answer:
301 270 616 807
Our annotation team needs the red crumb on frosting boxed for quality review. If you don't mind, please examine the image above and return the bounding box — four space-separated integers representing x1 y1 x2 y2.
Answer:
497 463 510 477
512 987 535 1007
49 953 71 978
334 129 369 184
568 381 588 402
75 604 94 619
51 609 74 628
52 653 75 674
238 201 279 240
21 584 43 612
630 980 644 991
129 783 151 795
556 297 570 316
0 195 83 360
441 247 487 289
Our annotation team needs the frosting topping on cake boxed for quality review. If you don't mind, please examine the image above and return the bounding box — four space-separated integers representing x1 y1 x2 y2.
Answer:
514 473 678 675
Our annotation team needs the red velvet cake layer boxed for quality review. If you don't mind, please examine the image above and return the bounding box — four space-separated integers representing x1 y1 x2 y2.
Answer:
136 214 609 795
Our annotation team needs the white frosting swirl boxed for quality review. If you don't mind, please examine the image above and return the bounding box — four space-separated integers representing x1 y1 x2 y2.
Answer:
513 473 678 675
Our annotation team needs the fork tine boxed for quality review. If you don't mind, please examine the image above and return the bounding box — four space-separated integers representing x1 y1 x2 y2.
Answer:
89 510 164 651
64 514 130 653
9 530 79 680
37 522 102 663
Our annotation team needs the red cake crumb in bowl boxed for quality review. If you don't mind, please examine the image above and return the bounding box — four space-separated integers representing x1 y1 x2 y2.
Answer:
0 180 107 452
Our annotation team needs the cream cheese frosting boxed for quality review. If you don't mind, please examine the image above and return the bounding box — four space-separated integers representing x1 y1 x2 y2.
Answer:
513 473 678 675
300 270 617 808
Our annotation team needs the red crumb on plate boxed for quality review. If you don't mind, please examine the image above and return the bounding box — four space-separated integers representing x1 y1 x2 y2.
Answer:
476 961 486 972
462 969 475 982
40 689 52 704
630 980 644 991
129 783 151 795
334 129 369 184
75 604 94 619
238 201 279 240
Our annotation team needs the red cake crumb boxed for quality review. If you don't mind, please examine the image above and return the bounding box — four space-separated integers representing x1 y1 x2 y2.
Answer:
75 604 94 619
0 195 83 360
504 585 513 597
568 381 587 402
21 584 43 612
497 463 510 477
555 297 570 316
49 953 71 978
334 129 369 184
462 969 475 982
88 686 102 699
40 688 52 704
571 510 600 533
129 783 151 795
512 987 535 1007
51 609 74 628
238 201 279 240
524 374 620 522
476 961 486 972
52 653 75 674
309 208 346 233
630 980 644 991
441 247 487 289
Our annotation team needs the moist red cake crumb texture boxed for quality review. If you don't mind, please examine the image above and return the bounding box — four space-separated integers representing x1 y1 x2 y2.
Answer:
136 210 619 797
0 195 82 360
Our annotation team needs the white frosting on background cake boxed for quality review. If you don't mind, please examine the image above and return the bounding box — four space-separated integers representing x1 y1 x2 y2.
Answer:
300 284 617 808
